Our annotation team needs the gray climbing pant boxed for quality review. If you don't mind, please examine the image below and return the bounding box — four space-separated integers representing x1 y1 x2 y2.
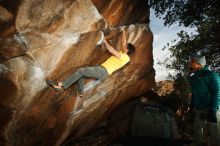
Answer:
61 66 108 93
193 109 220 146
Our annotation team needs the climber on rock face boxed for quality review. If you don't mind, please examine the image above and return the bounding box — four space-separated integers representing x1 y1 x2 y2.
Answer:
46 29 135 97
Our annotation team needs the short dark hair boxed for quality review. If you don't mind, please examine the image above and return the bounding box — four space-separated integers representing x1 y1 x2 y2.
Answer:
127 43 135 55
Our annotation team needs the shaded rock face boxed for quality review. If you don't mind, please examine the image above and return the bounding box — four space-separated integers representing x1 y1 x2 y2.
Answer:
0 0 154 146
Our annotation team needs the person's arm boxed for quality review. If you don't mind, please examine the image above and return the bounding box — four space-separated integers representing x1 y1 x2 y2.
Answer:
206 72 220 123
103 39 121 58
207 73 220 112
121 28 127 48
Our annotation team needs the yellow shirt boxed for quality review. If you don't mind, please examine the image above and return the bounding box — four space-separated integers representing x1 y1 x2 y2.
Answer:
101 52 130 75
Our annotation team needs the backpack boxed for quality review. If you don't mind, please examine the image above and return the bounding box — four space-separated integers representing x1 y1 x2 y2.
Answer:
131 102 179 139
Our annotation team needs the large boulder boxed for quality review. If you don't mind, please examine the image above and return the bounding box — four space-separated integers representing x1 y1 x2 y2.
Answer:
0 0 155 145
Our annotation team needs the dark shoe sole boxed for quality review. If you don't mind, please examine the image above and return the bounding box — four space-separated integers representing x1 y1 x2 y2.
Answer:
46 80 62 92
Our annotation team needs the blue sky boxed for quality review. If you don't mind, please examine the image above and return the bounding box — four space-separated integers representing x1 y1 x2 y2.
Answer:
149 9 196 81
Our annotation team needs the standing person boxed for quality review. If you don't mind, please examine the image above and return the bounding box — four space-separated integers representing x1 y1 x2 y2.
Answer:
46 30 135 97
189 55 220 146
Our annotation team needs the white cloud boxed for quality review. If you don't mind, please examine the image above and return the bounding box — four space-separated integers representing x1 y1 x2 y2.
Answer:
153 34 161 41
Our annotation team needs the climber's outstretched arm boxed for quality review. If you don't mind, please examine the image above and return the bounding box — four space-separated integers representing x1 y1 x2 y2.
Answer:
121 29 127 48
103 39 121 58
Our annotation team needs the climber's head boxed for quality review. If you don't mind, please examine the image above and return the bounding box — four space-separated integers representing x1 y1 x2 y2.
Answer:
122 43 135 55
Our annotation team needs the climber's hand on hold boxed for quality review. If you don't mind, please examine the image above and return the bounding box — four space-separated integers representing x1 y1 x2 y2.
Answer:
119 27 125 32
